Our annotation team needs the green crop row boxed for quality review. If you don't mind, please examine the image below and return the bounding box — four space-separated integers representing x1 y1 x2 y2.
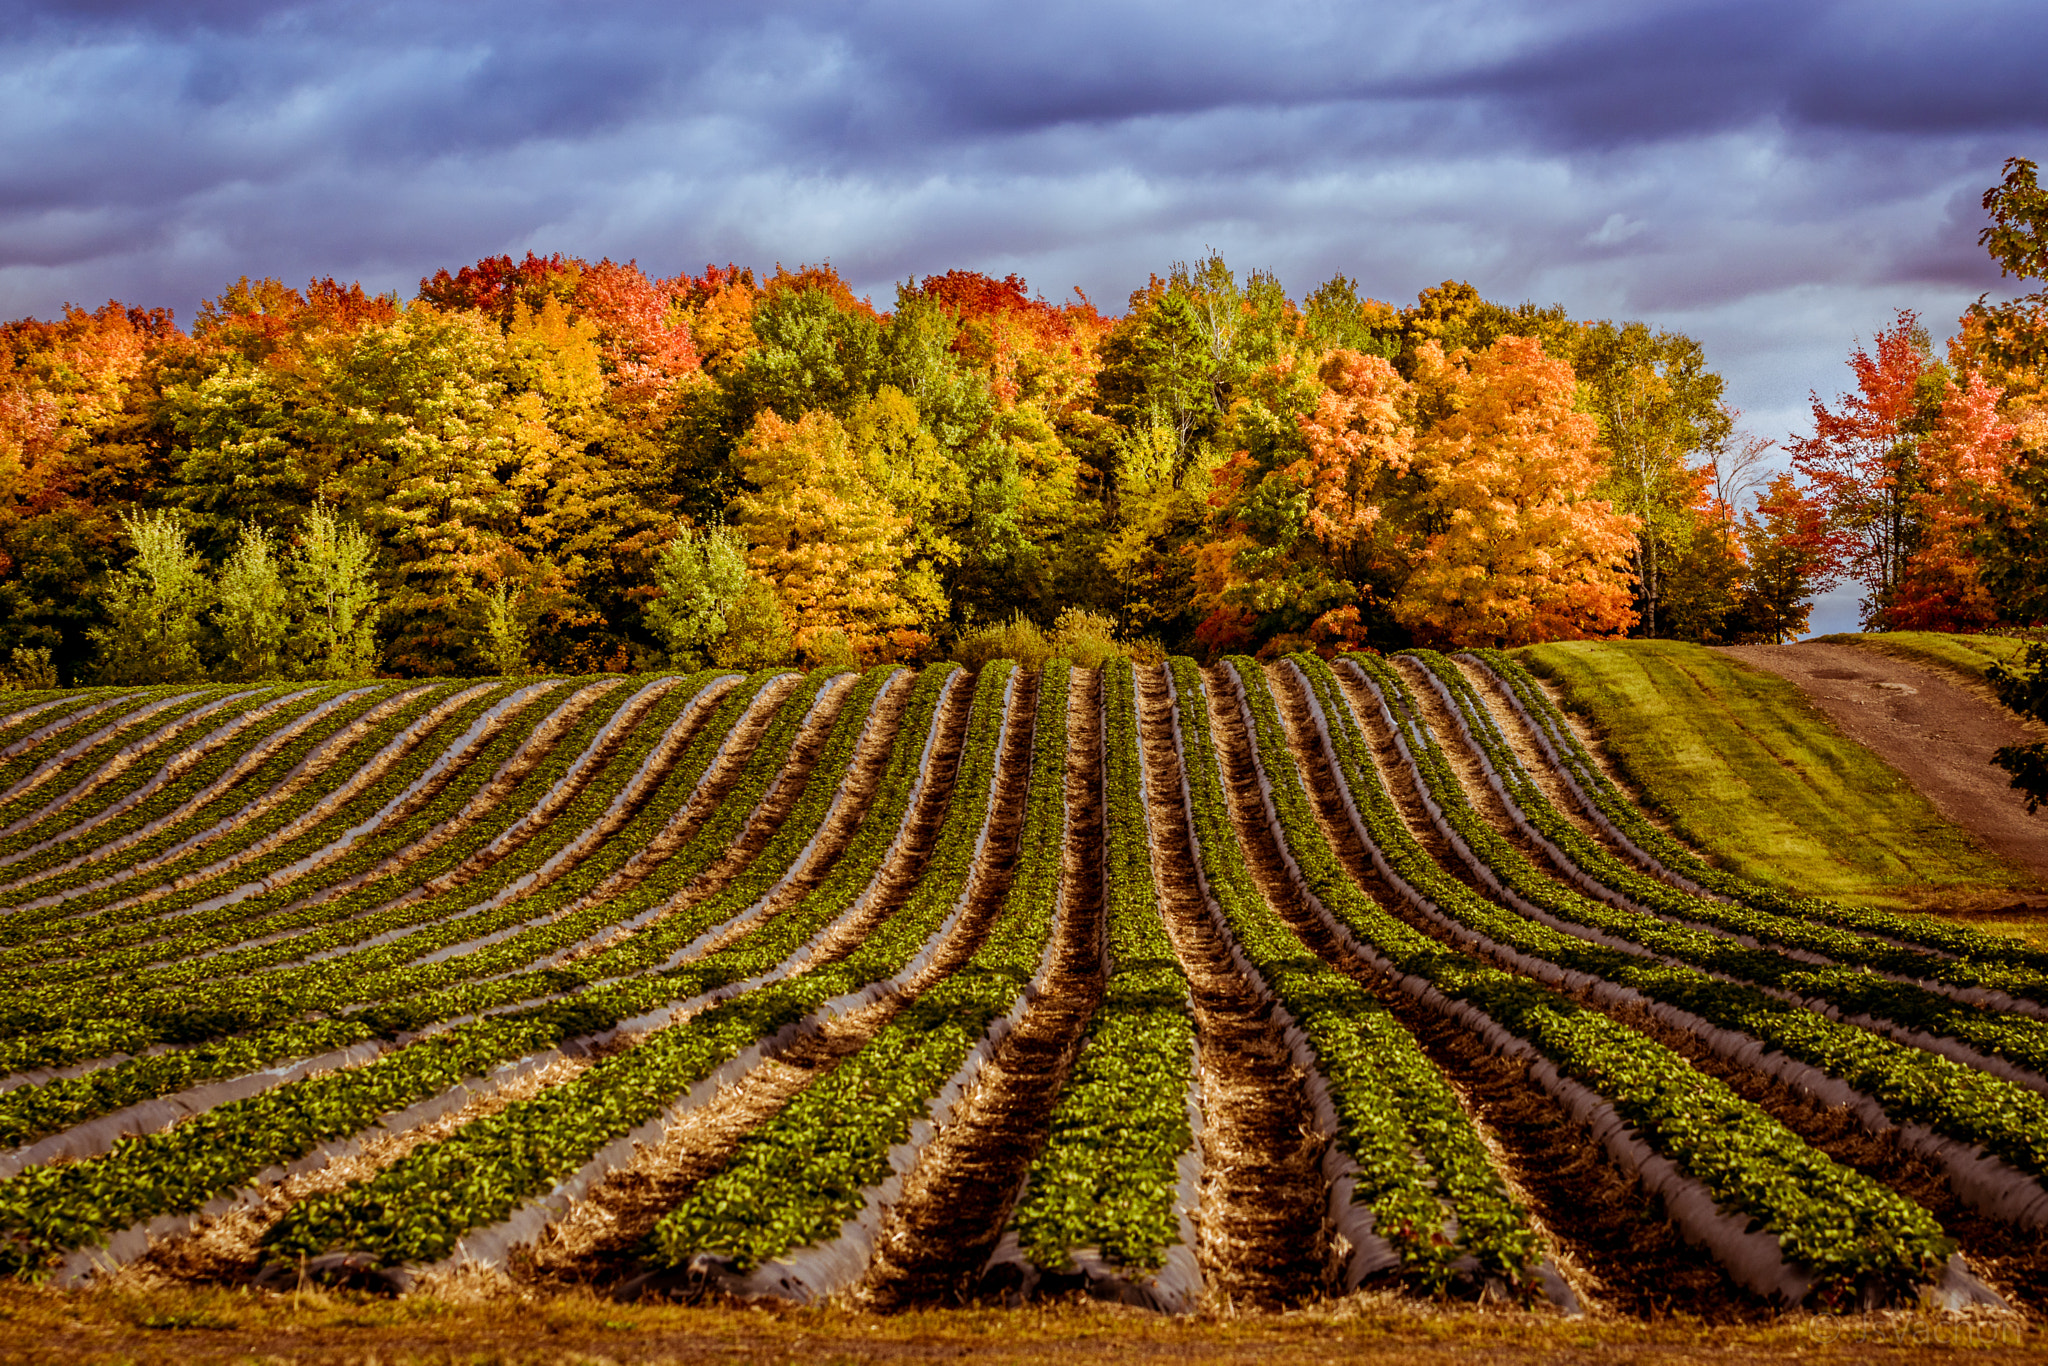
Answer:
0 686 344 871
0 672 755 1048
0 688 202 810
0 683 511 1073
0 680 498 947
1343 651 2048 1196
1405 651 2048 1075
1010 657 1198 1278
1282 651 1955 1301
645 662 1064 1273
328 663 926 1037
1492 650 2048 975
1179 656 1541 1292
0 689 238 842
257 663 1007 1271
0 665 967 1278
0 694 118 758
0 677 584 1008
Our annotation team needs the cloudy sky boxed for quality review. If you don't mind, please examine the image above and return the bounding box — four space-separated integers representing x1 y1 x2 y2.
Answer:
4 0 2043 629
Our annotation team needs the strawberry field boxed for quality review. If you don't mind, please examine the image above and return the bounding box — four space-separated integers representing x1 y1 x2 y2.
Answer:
0 656 2044 1320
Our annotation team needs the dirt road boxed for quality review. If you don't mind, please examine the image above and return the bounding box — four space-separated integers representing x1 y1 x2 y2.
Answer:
1716 641 2048 886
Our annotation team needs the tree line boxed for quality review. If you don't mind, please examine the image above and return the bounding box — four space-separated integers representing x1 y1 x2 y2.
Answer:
3 171 2045 686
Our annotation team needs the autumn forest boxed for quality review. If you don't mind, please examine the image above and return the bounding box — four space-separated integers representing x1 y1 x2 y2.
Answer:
3 160 2047 687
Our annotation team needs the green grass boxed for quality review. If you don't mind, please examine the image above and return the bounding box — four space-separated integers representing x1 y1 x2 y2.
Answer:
1808 631 2032 689
1516 639 2032 910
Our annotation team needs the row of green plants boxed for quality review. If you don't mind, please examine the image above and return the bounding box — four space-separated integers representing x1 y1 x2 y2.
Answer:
0 687 200 807
0 666 910 1158
0 683 379 900
1405 651 2048 1075
0 693 121 759
1177 656 1542 1292
644 662 1066 1273
0 683 511 1071
1008 657 1200 1280
1277 651 1954 1302
0 665 988 1276
333 664 946 1036
0 671 769 1054
1497 650 2048 974
0 680 490 935
257 663 1010 1270
1346 651 2048 1189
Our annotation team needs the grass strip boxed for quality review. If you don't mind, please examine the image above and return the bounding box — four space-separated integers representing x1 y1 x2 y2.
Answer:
1484 649 2048 972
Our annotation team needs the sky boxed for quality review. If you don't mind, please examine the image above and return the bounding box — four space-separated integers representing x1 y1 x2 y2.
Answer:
4 0 2044 633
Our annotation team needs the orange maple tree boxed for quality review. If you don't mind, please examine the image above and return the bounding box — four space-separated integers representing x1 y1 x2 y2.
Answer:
1397 337 1639 647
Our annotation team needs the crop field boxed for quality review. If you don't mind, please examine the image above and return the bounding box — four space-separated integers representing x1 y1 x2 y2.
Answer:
2 652 2047 1335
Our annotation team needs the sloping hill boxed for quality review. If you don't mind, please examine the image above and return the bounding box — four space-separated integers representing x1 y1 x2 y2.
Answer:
1517 639 2041 915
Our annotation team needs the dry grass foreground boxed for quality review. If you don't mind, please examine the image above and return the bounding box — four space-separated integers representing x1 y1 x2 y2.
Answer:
1 1284 2042 1366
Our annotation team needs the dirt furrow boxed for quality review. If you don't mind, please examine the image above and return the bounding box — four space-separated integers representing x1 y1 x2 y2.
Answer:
1136 663 1325 1311
516 667 1040 1294
1317 661 1770 1319
863 667 1108 1308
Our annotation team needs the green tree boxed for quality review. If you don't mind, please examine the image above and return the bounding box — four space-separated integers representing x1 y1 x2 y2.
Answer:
476 582 530 676
290 501 381 678
1988 642 2048 813
1569 321 1731 637
213 522 289 681
644 525 750 668
91 509 210 683
309 305 513 675
712 576 792 669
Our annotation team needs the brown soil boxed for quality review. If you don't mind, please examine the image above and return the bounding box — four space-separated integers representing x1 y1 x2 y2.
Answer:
864 667 1108 1307
1134 664 1329 1312
1308 661 1762 1319
1718 643 2048 889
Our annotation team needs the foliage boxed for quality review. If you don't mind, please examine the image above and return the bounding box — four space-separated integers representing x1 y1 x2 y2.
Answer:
1988 641 2048 812
90 510 210 684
